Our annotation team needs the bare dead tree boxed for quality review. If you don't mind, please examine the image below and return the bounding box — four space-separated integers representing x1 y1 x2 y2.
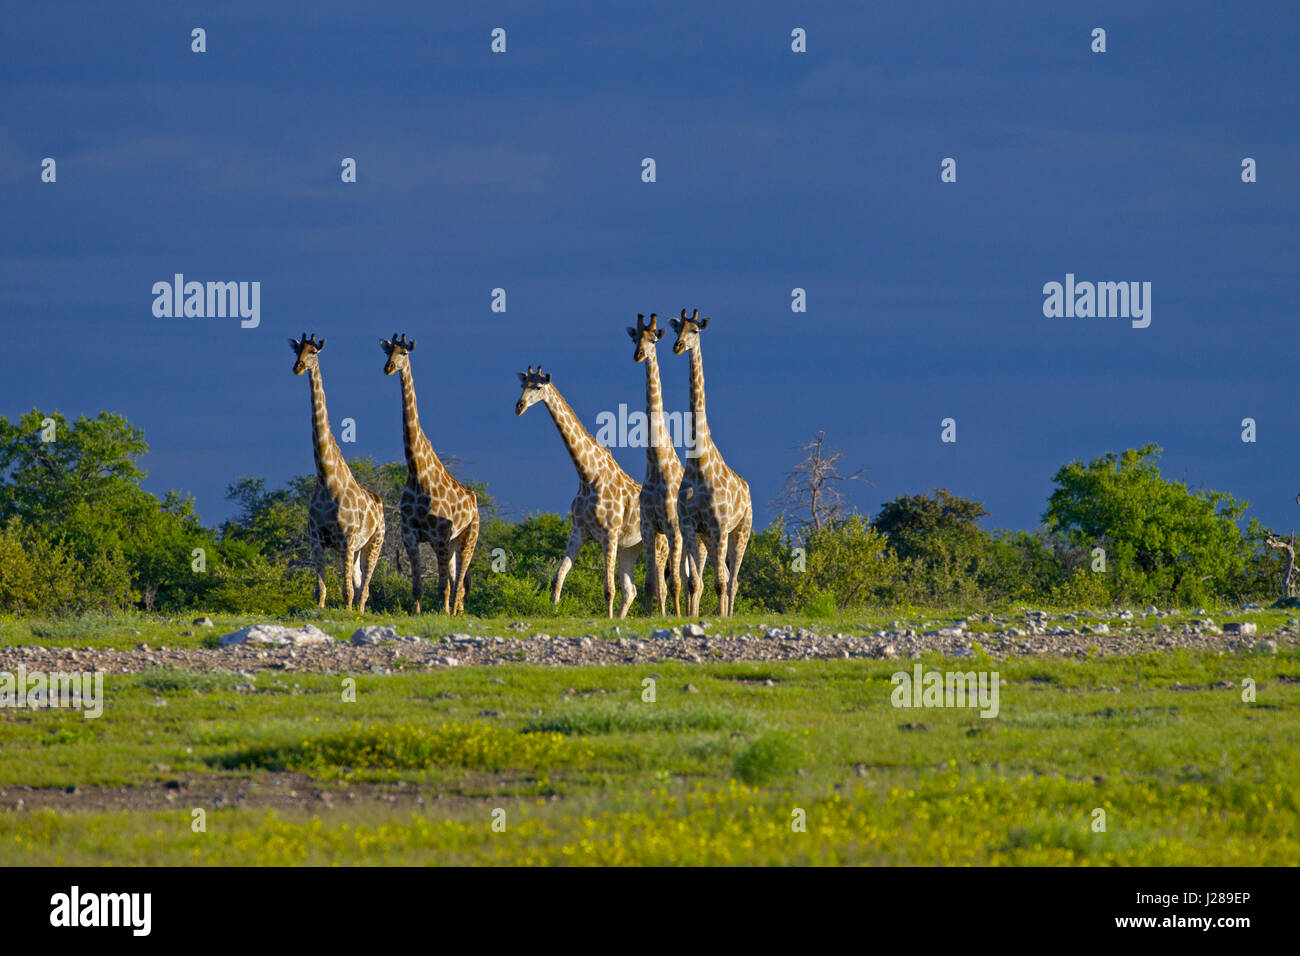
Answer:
1265 530 1297 599
771 430 872 535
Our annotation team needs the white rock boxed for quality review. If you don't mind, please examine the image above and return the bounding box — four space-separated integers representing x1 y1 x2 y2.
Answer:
683 623 707 638
1224 622 1257 636
350 625 401 646
218 624 333 648
651 627 681 640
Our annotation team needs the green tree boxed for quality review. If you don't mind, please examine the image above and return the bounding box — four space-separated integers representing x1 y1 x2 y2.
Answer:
1043 444 1249 604
977 530 1064 603
873 489 989 604
0 410 215 611
0 410 148 526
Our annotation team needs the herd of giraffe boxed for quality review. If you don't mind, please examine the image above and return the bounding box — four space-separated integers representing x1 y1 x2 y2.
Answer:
288 309 753 620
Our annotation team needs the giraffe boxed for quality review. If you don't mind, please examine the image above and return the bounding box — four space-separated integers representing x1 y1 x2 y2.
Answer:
628 313 705 615
382 333 480 615
514 365 666 618
289 333 386 612
669 309 753 617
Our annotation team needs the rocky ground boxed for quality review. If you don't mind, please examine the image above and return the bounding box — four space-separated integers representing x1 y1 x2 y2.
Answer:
1 610 1294 677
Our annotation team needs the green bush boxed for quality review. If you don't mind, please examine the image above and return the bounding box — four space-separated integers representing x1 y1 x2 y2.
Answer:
1044 444 1250 605
733 731 801 785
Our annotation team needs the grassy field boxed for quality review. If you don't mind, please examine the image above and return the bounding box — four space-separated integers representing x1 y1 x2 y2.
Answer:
2 636 1297 865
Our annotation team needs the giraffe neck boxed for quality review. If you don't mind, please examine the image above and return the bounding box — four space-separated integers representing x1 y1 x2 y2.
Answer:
308 367 348 497
398 367 448 480
643 347 679 473
687 342 714 461
543 387 618 487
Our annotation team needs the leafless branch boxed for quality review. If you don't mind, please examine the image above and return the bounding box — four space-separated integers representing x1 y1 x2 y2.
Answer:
771 430 873 535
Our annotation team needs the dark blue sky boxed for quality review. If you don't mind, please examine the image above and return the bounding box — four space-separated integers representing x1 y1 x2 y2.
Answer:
3 2 1297 533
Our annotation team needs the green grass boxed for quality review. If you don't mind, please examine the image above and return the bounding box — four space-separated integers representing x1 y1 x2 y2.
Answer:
220 721 579 778
1 648 1297 864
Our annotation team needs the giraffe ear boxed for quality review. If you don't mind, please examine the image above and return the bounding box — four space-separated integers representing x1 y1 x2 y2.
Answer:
626 326 638 339
380 339 393 355
543 373 552 383
697 316 709 330
655 328 665 340
669 319 682 333
288 338 301 353
316 338 327 351
406 339 415 351
517 372 528 383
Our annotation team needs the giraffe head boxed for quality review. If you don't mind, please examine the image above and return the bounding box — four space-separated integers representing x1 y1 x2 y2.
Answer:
288 332 326 375
514 365 552 416
380 332 416 375
669 308 710 355
626 313 666 363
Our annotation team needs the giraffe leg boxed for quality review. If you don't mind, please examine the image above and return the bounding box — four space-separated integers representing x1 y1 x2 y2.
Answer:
602 534 620 618
640 516 659 615
680 526 694 618
343 542 357 611
668 527 683 617
310 532 328 608
452 513 479 616
552 525 585 605
711 530 730 618
654 533 669 616
448 551 459 609
727 517 751 618
434 535 453 615
403 526 423 614
682 525 705 618
617 545 639 619
358 524 384 614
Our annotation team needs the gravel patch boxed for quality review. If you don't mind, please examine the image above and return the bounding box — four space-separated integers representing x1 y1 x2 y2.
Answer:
1 621 1294 676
